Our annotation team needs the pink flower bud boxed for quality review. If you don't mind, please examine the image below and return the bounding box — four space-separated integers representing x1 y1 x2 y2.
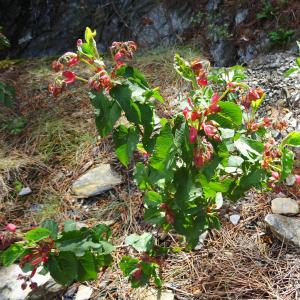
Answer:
183 107 190 119
211 92 219 104
189 126 198 144
271 171 279 180
68 56 79 66
77 39 83 46
114 52 124 61
295 175 300 185
197 78 208 86
5 223 16 232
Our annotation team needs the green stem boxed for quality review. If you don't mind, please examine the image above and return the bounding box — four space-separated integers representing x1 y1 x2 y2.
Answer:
75 76 88 83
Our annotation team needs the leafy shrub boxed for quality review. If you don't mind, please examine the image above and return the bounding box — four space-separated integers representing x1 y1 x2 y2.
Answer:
269 28 295 47
2 27 300 290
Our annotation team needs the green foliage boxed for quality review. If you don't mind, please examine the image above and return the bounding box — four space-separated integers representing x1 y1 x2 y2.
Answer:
0 81 15 108
0 220 114 286
269 29 295 47
257 1 277 20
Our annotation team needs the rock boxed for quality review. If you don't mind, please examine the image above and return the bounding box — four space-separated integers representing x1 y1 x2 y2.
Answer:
229 214 240 225
72 164 122 198
271 198 299 215
265 214 300 247
74 285 93 300
194 231 209 250
285 175 296 186
0 264 51 300
235 9 248 25
18 187 32 196
211 40 237 67
135 288 174 300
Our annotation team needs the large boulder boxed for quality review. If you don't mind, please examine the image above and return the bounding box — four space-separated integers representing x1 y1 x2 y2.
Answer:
271 197 299 215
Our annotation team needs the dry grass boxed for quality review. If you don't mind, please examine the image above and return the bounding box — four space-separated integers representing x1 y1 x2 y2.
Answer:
0 49 300 299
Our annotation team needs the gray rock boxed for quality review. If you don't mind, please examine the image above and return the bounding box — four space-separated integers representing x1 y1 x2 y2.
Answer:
235 9 248 25
265 214 300 247
0 264 51 300
72 164 122 198
74 285 93 300
18 187 32 196
271 198 299 215
211 40 237 67
229 214 240 225
194 231 208 250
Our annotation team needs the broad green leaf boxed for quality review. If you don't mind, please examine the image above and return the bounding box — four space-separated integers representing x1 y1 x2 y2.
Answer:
218 101 242 126
77 251 98 281
227 156 244 167
91 224 112 242
113 125 139 167
281 132 300 148
46 252 78 285
64 220 76 232
280 148 294 181
116 65 149 88
125 233 154 252
219 128 235 139
149 122 174 173
119 256 139 276
144 191 162 208
110 85 141 124
98 241 115 255
42 220 58 240
25 228 51 242
1 244 24 266
89 91 121 137
56 230 101 256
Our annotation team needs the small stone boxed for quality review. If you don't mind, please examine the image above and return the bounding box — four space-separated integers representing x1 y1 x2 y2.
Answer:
271 198 299 215
18 187 32 196
194 231 208 250
286 175 296 186
135 288 174 300
72 164 122 198
229 214 240 225
265 214 300 247
75 285 93 300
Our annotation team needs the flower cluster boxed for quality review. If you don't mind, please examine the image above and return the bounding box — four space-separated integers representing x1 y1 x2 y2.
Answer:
110 41 137 65
191 59 208 86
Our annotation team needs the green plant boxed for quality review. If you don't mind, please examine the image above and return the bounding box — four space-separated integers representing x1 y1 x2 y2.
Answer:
2 116 27 135
284 41 300 77
1 220 114 288
257 1 277 21
0 26 10 50
269 28 295 47
2 27 300 290
0 81 15 108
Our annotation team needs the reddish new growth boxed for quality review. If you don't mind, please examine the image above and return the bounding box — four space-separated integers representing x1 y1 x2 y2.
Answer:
191 59 208 86
193 137 214 168
110 41 137 65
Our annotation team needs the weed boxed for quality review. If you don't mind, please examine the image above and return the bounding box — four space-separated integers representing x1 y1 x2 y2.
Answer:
269 28 295 47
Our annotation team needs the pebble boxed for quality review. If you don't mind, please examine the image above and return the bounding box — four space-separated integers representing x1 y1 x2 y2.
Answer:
229 214 241 225
18 187 32 196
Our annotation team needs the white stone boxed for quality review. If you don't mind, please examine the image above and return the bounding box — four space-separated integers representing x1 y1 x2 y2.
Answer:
72 164 122 198
0 264 51 300
286 175 296 186
18 187 32 196
75 285 93 300
229 214 240 225
265 214 300 247
194 231 209 250
271 198 299 215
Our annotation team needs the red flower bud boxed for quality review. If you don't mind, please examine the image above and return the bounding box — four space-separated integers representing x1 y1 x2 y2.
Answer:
29 282 38 290
191 111 202 121
62 71 76 84
183 107 190 119
51 60 64 72
189 126 198 144
295 175 300 185
68 56 79 66
211 92 219 104
197 78 208 86
5 223 16 232
114 52 124 61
